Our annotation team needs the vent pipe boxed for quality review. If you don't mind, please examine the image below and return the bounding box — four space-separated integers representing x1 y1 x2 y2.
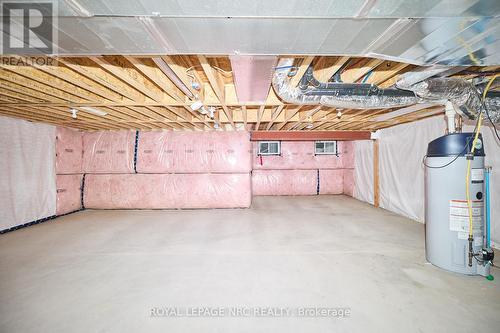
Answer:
272 58 500 124
272 58 420 109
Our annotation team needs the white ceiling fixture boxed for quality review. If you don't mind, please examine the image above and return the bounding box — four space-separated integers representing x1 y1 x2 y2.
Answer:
79 107 108 117
190 101 206 113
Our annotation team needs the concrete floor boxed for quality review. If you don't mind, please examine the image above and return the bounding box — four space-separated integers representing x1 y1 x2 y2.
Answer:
0 195 499 333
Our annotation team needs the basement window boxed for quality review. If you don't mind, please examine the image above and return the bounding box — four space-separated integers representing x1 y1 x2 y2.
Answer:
315 141 337 155
258 141 281 156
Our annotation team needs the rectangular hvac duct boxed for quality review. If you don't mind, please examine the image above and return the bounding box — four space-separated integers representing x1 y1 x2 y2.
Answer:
230 56 277 103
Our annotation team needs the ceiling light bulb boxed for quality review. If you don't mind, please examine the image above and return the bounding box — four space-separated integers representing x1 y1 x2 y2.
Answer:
190 101 203 111
305 123 313 129
337 110 342 118
70 108 77 119
191 81 201 90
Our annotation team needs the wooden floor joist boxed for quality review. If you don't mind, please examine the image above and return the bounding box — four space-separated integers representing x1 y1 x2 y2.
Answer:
0 55 495 132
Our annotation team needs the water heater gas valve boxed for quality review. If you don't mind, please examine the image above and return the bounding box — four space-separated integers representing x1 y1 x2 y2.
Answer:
482 248 494 262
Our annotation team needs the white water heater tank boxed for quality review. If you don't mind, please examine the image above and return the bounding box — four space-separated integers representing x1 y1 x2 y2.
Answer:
425 132 489 276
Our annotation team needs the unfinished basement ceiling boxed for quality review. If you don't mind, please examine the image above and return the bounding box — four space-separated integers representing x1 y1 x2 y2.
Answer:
0 1 499 131
3 54 497 131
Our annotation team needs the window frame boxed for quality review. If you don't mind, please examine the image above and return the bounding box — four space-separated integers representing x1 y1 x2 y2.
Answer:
315 140 338 156
257 141 281 156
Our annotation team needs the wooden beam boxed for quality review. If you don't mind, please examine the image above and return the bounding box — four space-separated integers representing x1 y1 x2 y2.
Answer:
90 56 208 129
367 61 410 85
29 57 129 103
242 105 248 130
124 56 185 102
341 58 384 83
289 56 315 87
57 57 147 102
250 130 371 141
274 106 302 131
313 56 350 82
197 55 235 129
90 56 170 103
373 139 380 208
266 105 285 130
0 66 97 103
288 106 321 130
255 105 265 130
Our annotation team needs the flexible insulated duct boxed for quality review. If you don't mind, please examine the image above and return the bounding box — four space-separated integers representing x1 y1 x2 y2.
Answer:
407 78 500 123
272 58 421 109
273 58 500 123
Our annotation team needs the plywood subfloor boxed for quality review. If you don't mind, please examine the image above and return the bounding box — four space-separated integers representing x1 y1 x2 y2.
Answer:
0 196 499 332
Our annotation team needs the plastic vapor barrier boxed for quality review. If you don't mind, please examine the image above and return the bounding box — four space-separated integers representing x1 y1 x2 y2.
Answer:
83 131 135 173
353 116 446 222
56 127 83 174
56 174 83 215
84 173 252 209
137 131 252 173
252 170 318 196
353 140 374 205
0 116 56 230
253 141 348 170
319 169 344 195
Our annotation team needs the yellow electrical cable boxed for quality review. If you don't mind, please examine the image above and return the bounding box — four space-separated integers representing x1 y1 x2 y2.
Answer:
456 20 481 66
466 74 499 239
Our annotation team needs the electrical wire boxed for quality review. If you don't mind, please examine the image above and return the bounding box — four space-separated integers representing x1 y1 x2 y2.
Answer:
422 139 470 169
465 74 498 243
456 20 481 66
465 117 482 238
481 75 500 142
422 117 480 169
473 253 484 264
483 102 500 142
185 64 233 81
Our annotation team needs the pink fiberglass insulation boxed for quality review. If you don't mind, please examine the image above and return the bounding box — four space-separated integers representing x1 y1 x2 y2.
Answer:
340 141 354 168
318 169 344 195
83 173 252 209
56 127 83 174
253 141 344 170
83 131 135 173
252 169 318 196
137 131 252 173
343 169 354 197
56 174 82 215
